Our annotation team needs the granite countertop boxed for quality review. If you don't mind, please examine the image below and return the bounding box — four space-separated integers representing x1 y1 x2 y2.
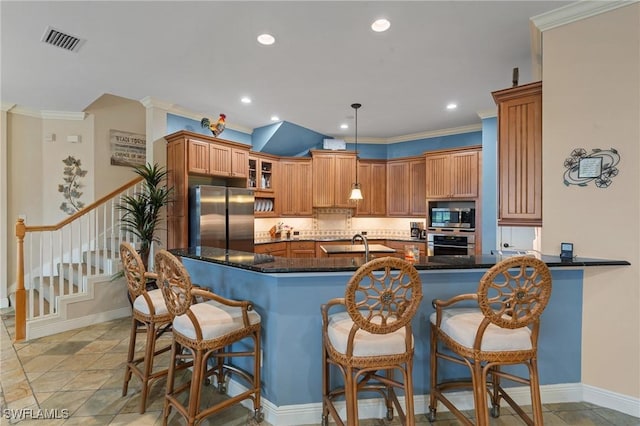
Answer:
170 246 631 274
320 244 396 254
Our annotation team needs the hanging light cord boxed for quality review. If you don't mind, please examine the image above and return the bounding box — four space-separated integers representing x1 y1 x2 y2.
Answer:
351 103 361 184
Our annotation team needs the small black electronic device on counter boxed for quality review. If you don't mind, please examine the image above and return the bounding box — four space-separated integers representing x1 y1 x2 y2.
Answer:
560 242 574 260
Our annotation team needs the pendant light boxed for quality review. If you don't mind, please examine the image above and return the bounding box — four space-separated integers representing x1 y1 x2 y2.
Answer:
349 102 363 201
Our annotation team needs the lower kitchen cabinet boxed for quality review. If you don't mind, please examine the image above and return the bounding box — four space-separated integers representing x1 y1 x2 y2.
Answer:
289 241 316 258
254 242 288 257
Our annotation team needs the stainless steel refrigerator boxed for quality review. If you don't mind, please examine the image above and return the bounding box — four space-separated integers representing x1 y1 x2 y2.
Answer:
189 185 255 252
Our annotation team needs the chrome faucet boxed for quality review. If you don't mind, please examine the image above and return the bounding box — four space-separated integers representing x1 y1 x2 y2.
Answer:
351 233 369 261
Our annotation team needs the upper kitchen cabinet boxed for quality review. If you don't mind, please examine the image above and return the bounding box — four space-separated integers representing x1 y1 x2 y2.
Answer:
248 153 277 192
311 151 356 208
386 156 426 217
182 131 249 179
165 130 251 249
356 160 386 216
249 153 279 217
492 81 542 226
425 146 481 200
279 157 313 216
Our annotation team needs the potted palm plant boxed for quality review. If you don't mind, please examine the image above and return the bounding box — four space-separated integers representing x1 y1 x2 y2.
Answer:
118 162 172 271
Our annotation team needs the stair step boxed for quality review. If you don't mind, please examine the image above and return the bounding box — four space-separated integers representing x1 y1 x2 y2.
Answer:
27 289 51 317
33 276 80 302
59 262 103 285
84 249 120 275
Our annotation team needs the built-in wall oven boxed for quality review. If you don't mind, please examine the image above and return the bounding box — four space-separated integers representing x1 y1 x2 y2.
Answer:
427 232 475 256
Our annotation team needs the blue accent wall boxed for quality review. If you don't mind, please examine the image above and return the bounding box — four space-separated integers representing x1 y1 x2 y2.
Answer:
166 113 252 146
481 117 498 253
255 121 329 157
345 143 388 159
387 132 482 159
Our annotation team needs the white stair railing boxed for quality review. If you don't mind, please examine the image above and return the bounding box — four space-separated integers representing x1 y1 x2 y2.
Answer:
14 177 144 341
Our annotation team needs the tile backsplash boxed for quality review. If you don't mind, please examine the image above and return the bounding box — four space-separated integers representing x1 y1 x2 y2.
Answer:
254 208 415 240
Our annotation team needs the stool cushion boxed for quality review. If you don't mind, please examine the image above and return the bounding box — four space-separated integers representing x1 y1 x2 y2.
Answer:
430 308 532 351
173 300 261 341
133 288 168 316
327 311 411 357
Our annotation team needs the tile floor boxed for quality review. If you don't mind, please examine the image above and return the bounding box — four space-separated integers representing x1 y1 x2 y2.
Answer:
1 309 638 425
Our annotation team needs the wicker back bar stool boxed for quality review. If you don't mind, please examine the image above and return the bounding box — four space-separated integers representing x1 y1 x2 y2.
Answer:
154 249 263 426
428 256 553 425
321 257 423 426
120 242 172 414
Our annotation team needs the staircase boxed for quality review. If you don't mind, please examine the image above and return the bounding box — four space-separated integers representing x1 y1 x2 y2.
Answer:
13 178 145 341
19 245 130 340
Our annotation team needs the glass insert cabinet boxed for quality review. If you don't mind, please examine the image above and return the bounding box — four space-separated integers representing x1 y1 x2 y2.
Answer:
249 154 277 217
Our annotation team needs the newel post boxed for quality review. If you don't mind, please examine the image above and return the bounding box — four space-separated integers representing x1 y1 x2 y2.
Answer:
14 218 26 342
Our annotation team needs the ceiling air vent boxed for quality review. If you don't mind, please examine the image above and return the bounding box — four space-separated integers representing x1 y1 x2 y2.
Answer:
41 26 85 52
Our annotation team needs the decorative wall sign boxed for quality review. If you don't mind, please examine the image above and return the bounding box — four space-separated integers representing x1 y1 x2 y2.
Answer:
563 148 620 188
110 129 146 167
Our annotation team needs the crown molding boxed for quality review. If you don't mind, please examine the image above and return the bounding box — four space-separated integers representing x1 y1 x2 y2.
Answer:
386 123 483 144
529 1 637 93
1 103 16 112
531 0 638 32
139 96 174 110
477 108 497 120
343 123 483 144
5 105 86 120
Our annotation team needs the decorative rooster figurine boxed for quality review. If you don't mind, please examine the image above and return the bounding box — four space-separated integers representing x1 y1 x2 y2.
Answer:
201 113 226 137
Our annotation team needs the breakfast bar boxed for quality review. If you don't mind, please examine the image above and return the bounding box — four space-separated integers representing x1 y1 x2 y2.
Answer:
170 247 629 425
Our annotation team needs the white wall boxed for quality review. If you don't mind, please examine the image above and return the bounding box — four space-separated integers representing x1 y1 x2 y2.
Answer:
84 94 146 198
41 115 95 223
5 112 43 293
541 4 640 398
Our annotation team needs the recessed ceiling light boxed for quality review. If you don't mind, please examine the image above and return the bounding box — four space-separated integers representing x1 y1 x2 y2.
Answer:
340 124 349 129
241 97 252 104
446 103 458 110
371 18 391 32
257 33 275 45
270 115 280 122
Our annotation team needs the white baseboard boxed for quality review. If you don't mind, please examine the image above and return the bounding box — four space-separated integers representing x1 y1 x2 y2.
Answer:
0 297 9 309
26 307 131 340
227 380 638 425
583 383 640 418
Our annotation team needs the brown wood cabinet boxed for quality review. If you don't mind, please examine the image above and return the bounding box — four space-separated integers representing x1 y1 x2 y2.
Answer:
386 157 426 216
250 153 279 218
167 137 188 250
311 151 356 208
356 160 386 216
387 161 410 215
425 147 480 199
254 241 288 257
279 158 313 216
289 241 316 258
165 130 251 249
492 81 542 226
186 136 249 178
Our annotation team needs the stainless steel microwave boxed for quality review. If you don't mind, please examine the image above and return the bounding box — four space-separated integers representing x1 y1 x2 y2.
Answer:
430 208 475 229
